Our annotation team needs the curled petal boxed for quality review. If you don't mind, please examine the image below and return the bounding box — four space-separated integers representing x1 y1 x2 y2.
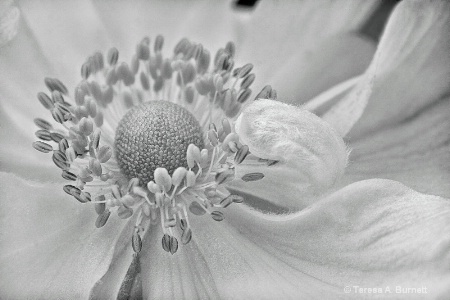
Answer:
190 179 450 298
343 96 450 198
235 99 348 197
331 0 450 138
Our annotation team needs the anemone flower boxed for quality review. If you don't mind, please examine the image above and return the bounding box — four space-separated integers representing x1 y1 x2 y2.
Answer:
1 0 449 299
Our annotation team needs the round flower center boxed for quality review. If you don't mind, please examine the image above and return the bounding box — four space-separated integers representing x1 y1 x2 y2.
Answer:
114 100 203 184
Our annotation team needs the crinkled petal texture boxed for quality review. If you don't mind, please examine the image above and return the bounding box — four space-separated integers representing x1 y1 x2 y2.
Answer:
105 179 449 299
0 172 131 299
231 99 348 209
235 0 378 104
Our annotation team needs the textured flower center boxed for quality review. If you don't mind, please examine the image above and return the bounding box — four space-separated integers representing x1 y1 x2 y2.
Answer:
31 34 271 256
114 100 203 184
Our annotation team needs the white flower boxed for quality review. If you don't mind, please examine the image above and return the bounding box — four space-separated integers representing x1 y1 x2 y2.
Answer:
0 0 449 299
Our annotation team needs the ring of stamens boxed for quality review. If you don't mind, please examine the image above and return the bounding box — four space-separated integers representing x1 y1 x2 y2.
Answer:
31 35 275 255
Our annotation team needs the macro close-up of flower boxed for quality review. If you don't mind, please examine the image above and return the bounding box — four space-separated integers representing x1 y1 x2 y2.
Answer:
0 0 449 299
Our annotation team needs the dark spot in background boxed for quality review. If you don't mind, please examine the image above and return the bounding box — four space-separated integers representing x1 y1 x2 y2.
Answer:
360 0 402 42
234 0 260 10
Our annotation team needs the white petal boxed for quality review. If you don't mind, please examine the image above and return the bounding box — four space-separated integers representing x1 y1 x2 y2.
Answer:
343 96 450 198
0 0 20 47
139 227 221 299
0 172 129 299
345 0 450 138
233 99 348 209
234 0 378 104
189 179 450 298
91 0 235 57
0 108 59 181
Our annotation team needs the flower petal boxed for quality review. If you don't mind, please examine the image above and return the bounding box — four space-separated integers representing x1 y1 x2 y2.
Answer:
343 96 450 198
0 172 129 299
89 217 137 300
91 0 236 57
234 0 378 104
0 0 20 47
232 99 348 209
139 226 221 299
0 108 59 181
345 0 450 138
189 179 450 298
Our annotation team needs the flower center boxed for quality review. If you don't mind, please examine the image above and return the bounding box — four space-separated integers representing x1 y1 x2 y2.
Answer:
114 101 203 185
31 35 272 256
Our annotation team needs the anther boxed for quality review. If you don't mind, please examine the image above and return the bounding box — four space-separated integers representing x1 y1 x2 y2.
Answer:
95 210 111 228
118 206 133 219
140 72 150 90
105 68 119 86
185 170 196 187
132 232 142 253
65 147 76 162
241 172 265 182
51 90 64 104
79 117 94 135
225 41 236 57
35 129 52 141
172 167 187 187
187 144 201 169
50 132 64 143
189 201 207 215
34 118 52 130
51 108 66 124
234 145 249 164
154 35 164 52
154 168 172 192
81 63 91 79
147 181 162 194
32 141 53 153
131 55 139 74
52 151 69 169
161 59 173 79
95 200 106 215
197 49 210 74
185 86 195 104
61 170 77 181
95 111 104 127
208 129 219 146
92 129 101 149
181 228 192 245
211 211 224 221
63 184 81 197
107 47 119 65
93 52 104 70
37 92 54 110
237 88 252 103
255 85 272 100
221 133 239 152
215 168 234 184
238 63 253 78
89 158 102 176
240 73 255 90
136 42 150 60
44 77 68 95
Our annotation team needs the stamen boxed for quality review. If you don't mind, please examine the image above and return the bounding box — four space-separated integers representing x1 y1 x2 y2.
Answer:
31 35 261 256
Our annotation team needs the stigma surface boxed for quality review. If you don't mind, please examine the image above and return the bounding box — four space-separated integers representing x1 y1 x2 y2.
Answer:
115 101 203 185
32 35 276 254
